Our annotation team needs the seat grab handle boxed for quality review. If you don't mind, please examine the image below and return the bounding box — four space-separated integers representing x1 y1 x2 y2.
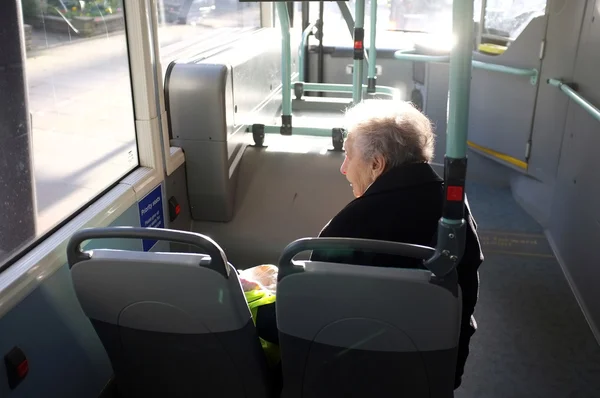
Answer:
67 227 230 278
278 237 435 280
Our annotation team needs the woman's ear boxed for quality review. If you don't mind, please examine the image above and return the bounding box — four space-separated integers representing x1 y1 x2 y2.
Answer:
371 154 386 179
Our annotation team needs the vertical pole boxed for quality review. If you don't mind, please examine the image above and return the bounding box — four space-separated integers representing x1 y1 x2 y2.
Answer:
367 0 378 93
301 1 309 30
288 1 294 28
443 0 474 225
0 0 37 260
424 0 474 276
317 1 325 96
476 0 487 49
260 2 274 28
352 0 365 104
299 22 315 82
276 2 293 134
301 2 310 84
337 0 369 65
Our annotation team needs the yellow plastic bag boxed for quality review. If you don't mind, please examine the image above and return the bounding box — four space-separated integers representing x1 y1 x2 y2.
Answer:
239 264 278 294
239 264 280 366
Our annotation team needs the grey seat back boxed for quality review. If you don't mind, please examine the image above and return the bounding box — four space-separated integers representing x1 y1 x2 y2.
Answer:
276 238 461 398
67 227 274 398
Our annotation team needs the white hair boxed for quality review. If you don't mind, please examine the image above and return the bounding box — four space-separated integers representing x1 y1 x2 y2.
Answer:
344 99 436 168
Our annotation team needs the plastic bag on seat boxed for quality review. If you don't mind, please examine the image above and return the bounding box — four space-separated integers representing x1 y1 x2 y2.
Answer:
238 264 280 366
239 264 278 294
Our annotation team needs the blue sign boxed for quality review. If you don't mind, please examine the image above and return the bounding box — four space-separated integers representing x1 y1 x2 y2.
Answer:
138 184 165 251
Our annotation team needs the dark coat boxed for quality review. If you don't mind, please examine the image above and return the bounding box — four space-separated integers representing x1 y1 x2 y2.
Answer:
309 162 483 389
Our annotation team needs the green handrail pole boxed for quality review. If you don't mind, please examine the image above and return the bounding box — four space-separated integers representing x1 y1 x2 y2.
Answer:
445 0 473 189
262 125 333 137
472 60 539 84
337 0 369 64
394 51 538 85
476 0 487 48
394 52 451 63
302 82 399 97
337 1 355 40
299 21 316 82
367 0 378 93
548 79 600 123
276 2 292 133
352 0 366 104
424 0 474 277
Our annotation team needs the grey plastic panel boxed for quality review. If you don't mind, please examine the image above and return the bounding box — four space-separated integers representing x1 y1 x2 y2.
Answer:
279 332 455 398
527 1 589 183
164 163 193 251
70 250 250 333
193 136 354 269
277 260 461 351
93 318 273 398
168 28 286 222
169 63 231 142
546 0 600 341
0 265 113 398
468 16 547 164
120 302 210 334
217 32 285 127
181 139 238 221
168 63 239 222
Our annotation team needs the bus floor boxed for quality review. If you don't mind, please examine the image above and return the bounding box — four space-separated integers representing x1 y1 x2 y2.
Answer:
456 181 600 397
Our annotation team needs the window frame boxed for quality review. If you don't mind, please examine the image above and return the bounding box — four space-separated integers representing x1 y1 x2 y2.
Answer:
0 0 165 318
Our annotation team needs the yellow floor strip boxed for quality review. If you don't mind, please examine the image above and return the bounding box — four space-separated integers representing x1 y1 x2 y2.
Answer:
483 250 555 259
468 141 528 170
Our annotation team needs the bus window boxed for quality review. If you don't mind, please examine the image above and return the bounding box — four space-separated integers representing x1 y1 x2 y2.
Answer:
155 0 262 77
1 0 138 268
481 0 546 41
304 0 546 46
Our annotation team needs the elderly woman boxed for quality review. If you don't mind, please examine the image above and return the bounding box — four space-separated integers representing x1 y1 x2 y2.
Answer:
249 100 483 390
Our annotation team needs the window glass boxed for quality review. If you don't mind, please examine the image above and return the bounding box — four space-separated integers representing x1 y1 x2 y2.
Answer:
155 0 262 75
482 0 546 40
307 0 454 39
303 0 546 44
0 0 138 267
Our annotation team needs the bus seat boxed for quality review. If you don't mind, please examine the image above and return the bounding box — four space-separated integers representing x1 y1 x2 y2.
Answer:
276 238 461 398
67 227 275 398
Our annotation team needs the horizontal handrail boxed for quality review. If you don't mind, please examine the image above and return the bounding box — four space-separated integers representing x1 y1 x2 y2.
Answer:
263 125 332 137
472 60 538 84
394 51 450 63
547 79 600 123
67 227 230 277
301 82 399 97
393 50 539 85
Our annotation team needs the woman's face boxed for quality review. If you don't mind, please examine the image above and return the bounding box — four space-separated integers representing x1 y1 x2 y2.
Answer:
340 136 383 198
